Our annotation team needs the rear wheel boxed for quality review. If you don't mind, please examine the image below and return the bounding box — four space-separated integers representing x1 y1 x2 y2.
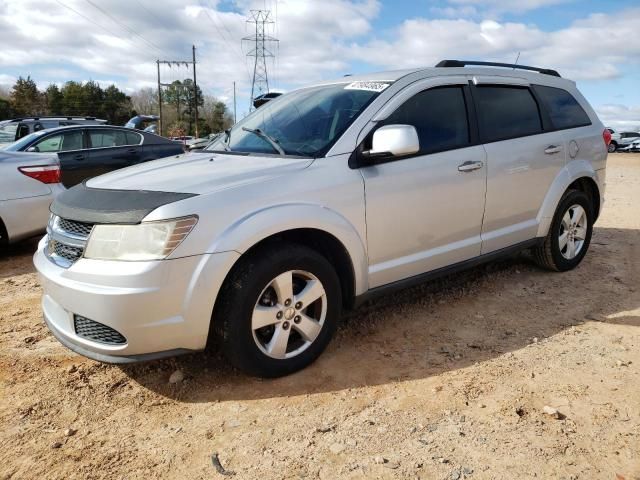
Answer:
533 190 593 272
214 243 341 377
607 142 617 153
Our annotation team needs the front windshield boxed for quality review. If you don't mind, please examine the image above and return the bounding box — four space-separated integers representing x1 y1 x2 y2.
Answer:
3 130 48 152
0 123 18 144
205 82 390 157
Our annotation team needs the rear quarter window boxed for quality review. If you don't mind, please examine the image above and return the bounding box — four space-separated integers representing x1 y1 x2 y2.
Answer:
474 86 543 143
533 85 591 130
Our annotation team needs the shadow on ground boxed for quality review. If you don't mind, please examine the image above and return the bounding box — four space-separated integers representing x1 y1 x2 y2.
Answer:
117 226 639 402
0 237 40 278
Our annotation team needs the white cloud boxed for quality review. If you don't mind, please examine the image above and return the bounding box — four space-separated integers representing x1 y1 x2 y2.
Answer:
597 104 640 131
348 8 640 82
446 0 574 15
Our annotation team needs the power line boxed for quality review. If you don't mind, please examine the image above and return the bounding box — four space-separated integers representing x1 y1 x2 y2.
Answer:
201 3 252 85
132 0 170 31
54 0 142 53
84 0 164 55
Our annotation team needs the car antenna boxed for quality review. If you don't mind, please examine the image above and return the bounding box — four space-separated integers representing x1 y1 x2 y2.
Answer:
513 52 521 70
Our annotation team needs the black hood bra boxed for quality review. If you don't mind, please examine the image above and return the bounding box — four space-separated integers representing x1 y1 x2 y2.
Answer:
50 182 197 224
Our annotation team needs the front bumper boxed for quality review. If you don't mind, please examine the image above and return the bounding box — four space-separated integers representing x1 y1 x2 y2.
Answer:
34 238 240 362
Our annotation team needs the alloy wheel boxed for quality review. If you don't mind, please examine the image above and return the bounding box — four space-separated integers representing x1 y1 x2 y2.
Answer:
559 204 588 260
251 270 327 359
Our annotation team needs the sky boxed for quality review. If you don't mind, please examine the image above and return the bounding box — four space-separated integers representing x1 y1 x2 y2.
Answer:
0 0 639 128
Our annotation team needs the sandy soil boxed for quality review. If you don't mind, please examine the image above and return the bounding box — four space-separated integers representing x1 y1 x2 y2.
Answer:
1 153 639 480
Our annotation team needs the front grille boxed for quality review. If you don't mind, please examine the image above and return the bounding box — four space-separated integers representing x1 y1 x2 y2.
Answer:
45 216 94 268
74 315 127 345
58 218 94 238
50 239 83 263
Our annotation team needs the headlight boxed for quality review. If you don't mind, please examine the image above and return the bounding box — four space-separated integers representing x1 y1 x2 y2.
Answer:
84 216 198 261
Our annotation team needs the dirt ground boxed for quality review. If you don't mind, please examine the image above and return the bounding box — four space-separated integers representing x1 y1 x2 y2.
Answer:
1 153 638 480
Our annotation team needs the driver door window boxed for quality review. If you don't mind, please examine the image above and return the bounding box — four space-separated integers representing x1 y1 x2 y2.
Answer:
379 86 470 156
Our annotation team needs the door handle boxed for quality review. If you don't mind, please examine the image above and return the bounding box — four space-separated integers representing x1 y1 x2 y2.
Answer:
73 154 84 161
544 145 562 155
458 160 484 172
127 148 137 154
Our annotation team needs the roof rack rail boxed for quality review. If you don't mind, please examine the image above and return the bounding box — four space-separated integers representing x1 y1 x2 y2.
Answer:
435 60 561 78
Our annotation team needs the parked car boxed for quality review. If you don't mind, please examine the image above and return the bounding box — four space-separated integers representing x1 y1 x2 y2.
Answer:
0 125 184 246
4 125 184 188
35 60 608 377
0 116 106 146
253 91 282 108
188 133 222 151
0 152 64 247
605 127 640 152
619 138 640 152
124 115 159 132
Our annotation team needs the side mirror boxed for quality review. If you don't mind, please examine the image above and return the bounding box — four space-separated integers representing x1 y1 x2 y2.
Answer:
367 124 419 158
26 146 40 153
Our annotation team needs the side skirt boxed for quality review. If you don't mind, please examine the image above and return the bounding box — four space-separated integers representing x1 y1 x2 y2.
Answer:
353 238 543 308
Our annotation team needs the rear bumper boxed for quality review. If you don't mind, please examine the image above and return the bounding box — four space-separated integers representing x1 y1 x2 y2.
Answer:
0 188 63 243
34 239 240 361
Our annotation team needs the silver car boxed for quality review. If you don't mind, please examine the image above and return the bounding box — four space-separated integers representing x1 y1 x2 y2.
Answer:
0 151 64 246
35 60 609 377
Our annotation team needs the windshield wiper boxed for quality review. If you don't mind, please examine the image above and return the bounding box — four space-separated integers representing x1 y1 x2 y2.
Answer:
241 127 285 155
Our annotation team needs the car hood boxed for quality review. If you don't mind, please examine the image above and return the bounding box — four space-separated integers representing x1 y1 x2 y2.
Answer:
86 151 314 195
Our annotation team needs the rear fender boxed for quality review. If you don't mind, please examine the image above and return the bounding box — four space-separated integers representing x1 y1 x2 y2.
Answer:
536 159 599 237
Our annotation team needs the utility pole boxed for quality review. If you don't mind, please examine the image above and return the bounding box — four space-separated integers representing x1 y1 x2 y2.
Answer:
156 60 163 136
242 10 278 111
233 81 237 124
192 45 199 138
156 47 199 137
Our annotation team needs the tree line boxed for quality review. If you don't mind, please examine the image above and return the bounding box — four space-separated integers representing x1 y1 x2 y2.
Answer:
0 76 233 137
0 76 132 125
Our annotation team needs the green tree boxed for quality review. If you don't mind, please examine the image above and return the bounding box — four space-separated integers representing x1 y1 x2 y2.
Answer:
82 80 104 116
61 81 85 116
101 84 131 125
181 78 204 134
10 76 42 116
44 84 64 115
164 80 186 119
0 98 13 120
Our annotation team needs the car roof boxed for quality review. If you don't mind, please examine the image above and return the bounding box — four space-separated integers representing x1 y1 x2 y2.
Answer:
309 65 575 89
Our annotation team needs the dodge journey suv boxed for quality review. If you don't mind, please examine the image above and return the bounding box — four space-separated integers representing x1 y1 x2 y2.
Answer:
35 60 609 377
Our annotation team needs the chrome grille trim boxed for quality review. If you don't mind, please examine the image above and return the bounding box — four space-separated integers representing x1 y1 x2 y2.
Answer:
45 216 94 268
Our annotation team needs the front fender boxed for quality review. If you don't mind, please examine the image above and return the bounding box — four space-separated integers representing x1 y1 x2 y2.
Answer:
210 203 369 295
536 159 599 237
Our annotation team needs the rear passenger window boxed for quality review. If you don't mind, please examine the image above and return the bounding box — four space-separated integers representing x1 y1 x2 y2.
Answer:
475 86 542 143
534 85 591 130
89 129 128 148
382 86 470 154
125 131 142 145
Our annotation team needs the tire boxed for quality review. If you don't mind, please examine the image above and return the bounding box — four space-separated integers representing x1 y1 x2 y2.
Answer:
213 243 342 378
607 142 617 153
533 189 593 272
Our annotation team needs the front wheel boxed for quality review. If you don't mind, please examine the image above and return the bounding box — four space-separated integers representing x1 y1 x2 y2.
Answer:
533 190 593 272
213 243 342 377
607 142 617 153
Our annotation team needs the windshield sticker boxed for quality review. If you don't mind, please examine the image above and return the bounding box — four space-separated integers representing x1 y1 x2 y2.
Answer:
344 81 391 92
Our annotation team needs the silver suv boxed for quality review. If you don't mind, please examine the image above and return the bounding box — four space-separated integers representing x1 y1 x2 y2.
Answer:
35 60 609 377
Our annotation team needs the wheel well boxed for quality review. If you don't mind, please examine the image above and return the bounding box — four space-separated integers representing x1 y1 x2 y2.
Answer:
0 216 8 247
568 177 600 220
234 228 357 309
